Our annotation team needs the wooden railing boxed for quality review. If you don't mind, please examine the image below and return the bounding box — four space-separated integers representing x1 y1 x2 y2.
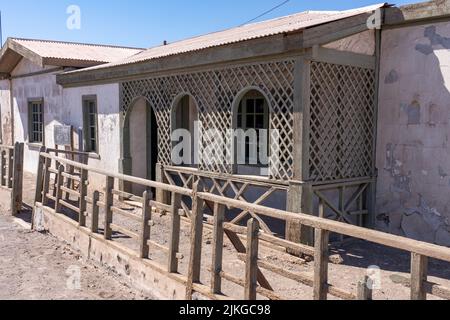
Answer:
33 151 450 300
0 143 24 215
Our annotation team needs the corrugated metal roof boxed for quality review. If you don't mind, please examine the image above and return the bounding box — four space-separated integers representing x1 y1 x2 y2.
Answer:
70 3 385 73
11 38 143 63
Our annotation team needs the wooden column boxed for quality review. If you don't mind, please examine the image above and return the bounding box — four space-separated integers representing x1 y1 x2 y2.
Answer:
411 253 428 300
12 143 24 215
357 275 373 300
287 55 314 247
104 176 114 240
155 163 170 207
55 165 65 214
1 150 6 187
78 169 88 227
185 182 204 300
91 191 100 233
313 228 329 300
245 218 259 301
286 181 314 247
211 202 225 294
7 148 13 189
168 191 182 273
140 190 152 259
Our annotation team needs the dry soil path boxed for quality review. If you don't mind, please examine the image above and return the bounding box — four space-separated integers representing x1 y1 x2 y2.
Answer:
0 214 155 300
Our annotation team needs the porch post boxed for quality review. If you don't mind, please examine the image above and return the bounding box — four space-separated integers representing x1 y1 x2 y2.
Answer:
155 163 169 206
286 54 315 247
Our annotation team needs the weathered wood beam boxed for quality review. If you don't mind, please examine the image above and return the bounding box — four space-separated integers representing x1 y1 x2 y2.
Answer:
57 32 304 87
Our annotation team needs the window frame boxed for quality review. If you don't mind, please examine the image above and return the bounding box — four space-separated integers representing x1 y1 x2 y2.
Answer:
28 98 45 144
236 91 270 167
82 95 99 154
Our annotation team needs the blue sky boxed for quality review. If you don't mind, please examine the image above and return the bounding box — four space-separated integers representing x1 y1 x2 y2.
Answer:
0 0 419 49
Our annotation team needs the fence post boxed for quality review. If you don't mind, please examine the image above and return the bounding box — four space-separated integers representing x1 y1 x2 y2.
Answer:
357 275 373 300
411 253 428 300
313 228 330 300
55 165 65 214
211 202 225 294
1 150 6 187
91 191 100 233
168 191 182 272
78 169 88 227
104 176 114 240
11 142 24 215
7 148 13 189
140 190 152 259
185 181 204 300
34 146 47 205
245 218 260 300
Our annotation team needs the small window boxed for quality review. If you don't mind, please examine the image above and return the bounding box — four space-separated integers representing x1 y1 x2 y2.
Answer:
83 96 98 153
236 90 269 166
28 99 44 144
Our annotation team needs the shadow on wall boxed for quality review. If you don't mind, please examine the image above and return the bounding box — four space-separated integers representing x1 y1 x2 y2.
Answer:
376 23 450 247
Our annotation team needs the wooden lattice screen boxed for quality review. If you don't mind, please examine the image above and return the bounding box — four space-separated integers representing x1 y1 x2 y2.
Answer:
120 59 295 181
309 61 376 182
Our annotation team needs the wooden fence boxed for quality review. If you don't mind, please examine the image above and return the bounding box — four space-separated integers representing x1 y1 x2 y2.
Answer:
33 151 450 300
0 143 24 215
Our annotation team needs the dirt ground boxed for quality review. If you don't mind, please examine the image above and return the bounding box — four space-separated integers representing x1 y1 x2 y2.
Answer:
0 210 155 300
11 171 450 300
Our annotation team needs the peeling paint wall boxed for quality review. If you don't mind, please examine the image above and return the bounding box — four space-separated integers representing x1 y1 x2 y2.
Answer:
63 83 121 190
377 21 450 246
0 79 12 145
8 57 120 191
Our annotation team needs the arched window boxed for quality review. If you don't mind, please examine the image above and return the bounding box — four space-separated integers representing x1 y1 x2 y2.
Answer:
234 89 270 174
171 94 199 167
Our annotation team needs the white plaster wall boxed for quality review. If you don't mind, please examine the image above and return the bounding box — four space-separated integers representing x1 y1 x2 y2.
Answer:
0 79 12 145
63 83 121 180
11 59 64 173
377 21 450 246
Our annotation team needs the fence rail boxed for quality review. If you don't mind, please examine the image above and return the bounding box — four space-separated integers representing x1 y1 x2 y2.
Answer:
33 151 450 300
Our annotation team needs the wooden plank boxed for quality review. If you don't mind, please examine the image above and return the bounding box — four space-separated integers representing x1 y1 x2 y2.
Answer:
1 150 6 187
78 169 88 227
41 156 52 206
55 165 65 214
313 229 329 300
309 47 376 69
33 147 47 204
11 143 24 215
7 148 13 188
185 182 204 300
411 253 428 300
104 176 114 240
168 192 182 273
223 229 273 291
245 219 259 300
211 202 225 294
91 191 100 233
140 191 151 259
59 199 80 213
110 223 140 239
357 276 373 300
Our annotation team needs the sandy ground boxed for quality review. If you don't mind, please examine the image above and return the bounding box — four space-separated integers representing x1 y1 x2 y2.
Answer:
0 213 155 300
11 171 450 300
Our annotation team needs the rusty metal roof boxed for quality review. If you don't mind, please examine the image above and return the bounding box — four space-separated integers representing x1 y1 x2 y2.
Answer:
11 38 143 63
70 3 385 73
0 38 143 73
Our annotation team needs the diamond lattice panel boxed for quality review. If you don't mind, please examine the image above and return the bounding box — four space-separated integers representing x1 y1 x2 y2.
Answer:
309 61 376 182
120 60 295 181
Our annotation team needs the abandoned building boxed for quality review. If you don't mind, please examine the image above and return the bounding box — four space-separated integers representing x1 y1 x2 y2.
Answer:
0 0 450 249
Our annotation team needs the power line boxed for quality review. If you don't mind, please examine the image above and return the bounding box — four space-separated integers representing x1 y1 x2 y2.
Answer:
240 0 290 26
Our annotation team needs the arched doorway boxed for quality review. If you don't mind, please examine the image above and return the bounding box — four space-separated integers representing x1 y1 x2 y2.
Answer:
121 97 158 196
171 94 199 167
